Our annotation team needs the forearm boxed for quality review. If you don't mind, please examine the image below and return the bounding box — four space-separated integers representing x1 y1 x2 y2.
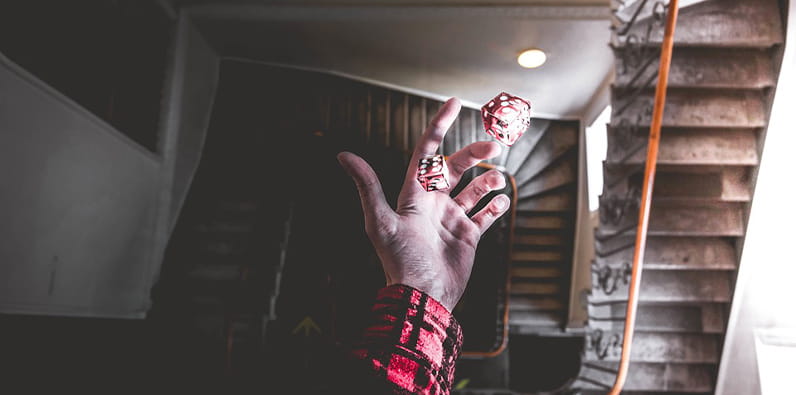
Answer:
349 284 463 395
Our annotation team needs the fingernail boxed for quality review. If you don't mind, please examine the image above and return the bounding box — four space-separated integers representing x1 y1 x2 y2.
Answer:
495 195 509 210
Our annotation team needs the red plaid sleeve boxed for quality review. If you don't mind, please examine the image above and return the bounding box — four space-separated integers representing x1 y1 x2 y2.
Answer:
350 284 463 395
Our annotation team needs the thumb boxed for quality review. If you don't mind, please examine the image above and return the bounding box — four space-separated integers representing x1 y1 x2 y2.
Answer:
337 152 395 234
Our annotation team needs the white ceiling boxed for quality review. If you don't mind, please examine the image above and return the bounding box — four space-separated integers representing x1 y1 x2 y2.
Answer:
187 3 614 119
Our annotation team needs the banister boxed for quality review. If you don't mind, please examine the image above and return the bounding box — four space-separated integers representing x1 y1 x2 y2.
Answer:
607 0 678 394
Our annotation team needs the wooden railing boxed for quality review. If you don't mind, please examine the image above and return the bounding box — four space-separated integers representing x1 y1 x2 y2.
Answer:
607 0 679 393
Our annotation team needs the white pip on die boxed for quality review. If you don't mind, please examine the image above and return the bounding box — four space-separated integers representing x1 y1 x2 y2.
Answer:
417 154 450 192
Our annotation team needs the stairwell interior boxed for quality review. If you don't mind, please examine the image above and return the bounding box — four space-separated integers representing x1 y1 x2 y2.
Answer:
0 0 790 394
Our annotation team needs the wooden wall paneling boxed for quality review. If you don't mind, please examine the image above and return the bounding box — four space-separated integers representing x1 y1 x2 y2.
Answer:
459 108 477 152
370 88 389 147
390 92 409 154
408 96 425 152
425 99 443 154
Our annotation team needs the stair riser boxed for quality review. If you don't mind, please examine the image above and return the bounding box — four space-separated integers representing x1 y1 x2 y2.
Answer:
606 129 759 166
604 164 752 203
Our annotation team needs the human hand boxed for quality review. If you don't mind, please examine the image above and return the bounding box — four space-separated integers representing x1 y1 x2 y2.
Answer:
337 98 511 311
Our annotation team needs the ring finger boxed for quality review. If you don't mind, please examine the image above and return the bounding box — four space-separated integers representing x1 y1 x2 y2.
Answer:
453 170 506 214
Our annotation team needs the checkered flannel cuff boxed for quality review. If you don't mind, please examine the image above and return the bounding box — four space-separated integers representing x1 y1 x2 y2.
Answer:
351 284 463 395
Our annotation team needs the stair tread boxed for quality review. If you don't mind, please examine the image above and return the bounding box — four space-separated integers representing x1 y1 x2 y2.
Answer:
604 164 752 203
510 266 564 279
585 332 720 363
596 237 737 271
614 0 783 48
577 361 715 392
512 123 578 186
514 233 568 246
588 303 726 334
509 296 565 311
511 250 565 262
597 202 745 237
612 90 767 129
516 151 578 198
509 309 564 327
516 188 576 212
514 213 570 230
615 47 776 89
510 281 562 296
590 270 731 304
606 128 759 166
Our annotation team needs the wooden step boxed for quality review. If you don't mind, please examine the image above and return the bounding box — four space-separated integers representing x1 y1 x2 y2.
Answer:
588 303 726 334
585 332 720 363
606 128 759 166
597 237 737 271
612 90 767 129
510 281 562 296
185 263 244 282
615 47 776 89
604 164 752 203
516 151 577 199
615 0 783 48
514 233 567 246
590 270 731 304
514 213 570 230
504 119 551 174
509 309 563 328
510 266 564 279
511 250 565 263
512 122 578 186
597 201 745 237
577 361 715 392
516 188 575 212
510 296 565 311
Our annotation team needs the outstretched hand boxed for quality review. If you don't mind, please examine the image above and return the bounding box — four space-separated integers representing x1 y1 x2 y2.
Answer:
337 98 510 311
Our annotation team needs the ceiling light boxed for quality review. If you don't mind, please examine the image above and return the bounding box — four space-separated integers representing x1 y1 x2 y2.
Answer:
517 49 547 69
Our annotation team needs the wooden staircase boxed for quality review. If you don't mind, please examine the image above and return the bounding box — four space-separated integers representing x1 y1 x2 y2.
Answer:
503 120 580 335
573 0 784 393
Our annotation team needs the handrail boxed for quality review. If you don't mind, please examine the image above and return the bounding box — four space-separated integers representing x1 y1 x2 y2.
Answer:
607 0 678 394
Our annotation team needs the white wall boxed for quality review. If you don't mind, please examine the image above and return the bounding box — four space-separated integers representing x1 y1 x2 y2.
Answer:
0 53 161 318
0 13 219 318
715 1 796 393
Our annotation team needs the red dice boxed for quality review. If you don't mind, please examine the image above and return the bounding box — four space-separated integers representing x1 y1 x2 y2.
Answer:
481 92 532 146
417 154 450 192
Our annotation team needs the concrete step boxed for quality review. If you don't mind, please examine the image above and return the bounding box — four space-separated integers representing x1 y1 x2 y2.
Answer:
588 303 726 334
185 263 244 282
511 250 566 263
515 212 571 230
510 280 562 296
516 188 576 212
596 237 737 271
516 151 577 199
615 47 776 89
612 90 767 129
576 361 715 392
514 233 568 246
597 201 745 237
590 270 731 304
510 296 565 311
509 309 563 328
585 332 720 363
604 164 752 203
512 123 578 187
504 119 551 174
606 128 759 166
614 0 783 48
510 266 564 279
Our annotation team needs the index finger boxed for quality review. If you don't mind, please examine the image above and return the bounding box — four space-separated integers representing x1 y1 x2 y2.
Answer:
398 98 461 207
